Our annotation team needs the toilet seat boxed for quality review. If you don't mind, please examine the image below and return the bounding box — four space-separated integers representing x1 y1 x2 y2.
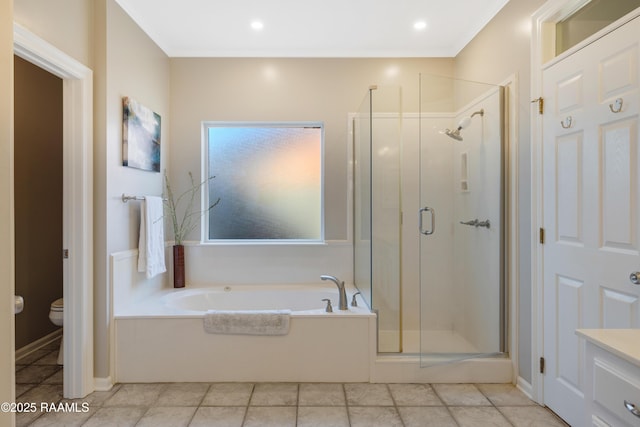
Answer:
50 298 63 311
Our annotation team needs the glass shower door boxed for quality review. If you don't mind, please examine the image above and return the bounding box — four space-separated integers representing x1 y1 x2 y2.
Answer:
419 74 506 366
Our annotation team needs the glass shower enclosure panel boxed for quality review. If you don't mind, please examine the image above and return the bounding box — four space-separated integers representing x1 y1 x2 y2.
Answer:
419 74 506 366
354 89 372 311
353 86 402 353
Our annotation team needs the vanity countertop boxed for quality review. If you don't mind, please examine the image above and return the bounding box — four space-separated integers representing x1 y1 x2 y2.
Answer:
576 329 640 367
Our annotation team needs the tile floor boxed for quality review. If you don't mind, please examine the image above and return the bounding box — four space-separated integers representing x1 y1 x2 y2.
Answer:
16 341 569 426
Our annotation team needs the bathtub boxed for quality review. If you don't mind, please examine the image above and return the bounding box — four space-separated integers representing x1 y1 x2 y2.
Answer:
161 284 369 313
114 284 376 383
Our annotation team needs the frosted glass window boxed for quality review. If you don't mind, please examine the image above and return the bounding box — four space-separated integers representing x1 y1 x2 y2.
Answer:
556 0 639 55
205 123 323 241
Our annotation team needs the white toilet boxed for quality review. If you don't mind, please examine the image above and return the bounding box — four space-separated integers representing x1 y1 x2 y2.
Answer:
48 298 64 365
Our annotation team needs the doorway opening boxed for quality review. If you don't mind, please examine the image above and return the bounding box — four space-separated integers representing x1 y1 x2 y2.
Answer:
14 53 64 387
13 23 94 399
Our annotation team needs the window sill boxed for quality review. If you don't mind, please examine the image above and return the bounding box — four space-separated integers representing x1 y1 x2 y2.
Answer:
188 240 329 247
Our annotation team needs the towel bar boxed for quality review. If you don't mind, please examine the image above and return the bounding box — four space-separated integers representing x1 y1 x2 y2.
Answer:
121 194 167 203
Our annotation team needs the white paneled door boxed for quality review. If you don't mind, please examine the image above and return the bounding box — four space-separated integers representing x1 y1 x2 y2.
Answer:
542 16 640 427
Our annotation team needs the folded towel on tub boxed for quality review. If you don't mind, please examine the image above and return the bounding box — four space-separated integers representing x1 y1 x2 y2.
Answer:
203 310 292 335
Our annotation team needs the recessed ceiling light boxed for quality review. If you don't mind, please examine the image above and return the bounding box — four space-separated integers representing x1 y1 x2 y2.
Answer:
251 21 264 31
413 21 427 31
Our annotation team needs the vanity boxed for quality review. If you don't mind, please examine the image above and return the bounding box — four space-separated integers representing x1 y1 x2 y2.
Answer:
577 329 640 426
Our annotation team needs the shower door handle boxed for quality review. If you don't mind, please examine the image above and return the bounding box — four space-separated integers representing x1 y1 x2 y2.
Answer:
419 207 435 235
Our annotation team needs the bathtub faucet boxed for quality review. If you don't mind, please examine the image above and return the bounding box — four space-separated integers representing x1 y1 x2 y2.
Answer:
320 275 348 310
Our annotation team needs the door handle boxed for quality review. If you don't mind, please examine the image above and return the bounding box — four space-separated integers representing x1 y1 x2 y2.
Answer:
630 272 640 285
625 400 640 418
419 207 435 235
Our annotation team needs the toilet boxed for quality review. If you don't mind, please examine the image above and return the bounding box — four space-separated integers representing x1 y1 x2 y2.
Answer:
48 298 63 365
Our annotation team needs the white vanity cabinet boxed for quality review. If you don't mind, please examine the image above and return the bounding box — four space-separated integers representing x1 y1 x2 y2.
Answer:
577 330 640 427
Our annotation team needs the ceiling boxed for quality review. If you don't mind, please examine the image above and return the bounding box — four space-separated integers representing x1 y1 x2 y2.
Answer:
115 0 510 58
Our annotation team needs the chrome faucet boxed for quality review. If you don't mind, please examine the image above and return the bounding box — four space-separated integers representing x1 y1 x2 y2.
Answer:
320 275 348 310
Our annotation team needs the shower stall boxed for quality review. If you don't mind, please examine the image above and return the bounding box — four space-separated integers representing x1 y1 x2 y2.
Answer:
353 74 506 366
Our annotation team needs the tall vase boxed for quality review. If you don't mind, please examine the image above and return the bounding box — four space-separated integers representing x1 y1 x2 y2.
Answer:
173 244 185 288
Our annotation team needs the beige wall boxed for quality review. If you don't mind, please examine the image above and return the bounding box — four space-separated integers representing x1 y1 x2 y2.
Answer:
92 0 170 379
1 0 15 421
14 0 94 68
170 58 453 241
14 56 63 349
454 0 546 384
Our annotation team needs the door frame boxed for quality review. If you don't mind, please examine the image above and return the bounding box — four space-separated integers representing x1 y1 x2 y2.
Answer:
1 1 14 425
13 23 94 399
530 0 640 405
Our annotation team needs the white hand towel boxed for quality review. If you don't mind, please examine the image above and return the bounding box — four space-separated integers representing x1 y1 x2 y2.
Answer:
138 196 166 279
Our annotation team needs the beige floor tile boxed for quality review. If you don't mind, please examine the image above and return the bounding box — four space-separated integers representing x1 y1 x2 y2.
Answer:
136 406 197 427
201 383 253 406
42 369 63 385
16 410 42 427
9 376 577 427
15 365 61 384
250 383 298 406
450 406 513 427
32 351 61 366
433 384 491 406
103 383 167 407
28 406 97 427
155 383 209 406
398 406 457 427
297 406 350 427
82 407 147 427
62 384 122 408
243 406 297 427
189 406 246 427
348 406 403 427
499 405 570 426
389 383 443 406
344 383 394 406
299 383 345 406
17 384 63 405
16 383 36 398
477 384 536 406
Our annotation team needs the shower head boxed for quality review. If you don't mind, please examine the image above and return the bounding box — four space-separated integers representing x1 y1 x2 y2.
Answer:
442 128 463 141
440 109 484 142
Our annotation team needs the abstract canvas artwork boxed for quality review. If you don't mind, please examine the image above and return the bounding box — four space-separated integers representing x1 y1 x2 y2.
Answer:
122 97 161 172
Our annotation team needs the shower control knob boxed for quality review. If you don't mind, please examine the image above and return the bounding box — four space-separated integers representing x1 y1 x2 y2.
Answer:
630 272 640 285
351 291 361 307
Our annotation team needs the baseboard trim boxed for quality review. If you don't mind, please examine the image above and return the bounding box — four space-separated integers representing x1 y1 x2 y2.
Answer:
15 329 62 362
516 376 533 399
93 377 114 392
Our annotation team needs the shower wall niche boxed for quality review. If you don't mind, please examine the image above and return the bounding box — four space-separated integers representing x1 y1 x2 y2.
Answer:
354 74 506 362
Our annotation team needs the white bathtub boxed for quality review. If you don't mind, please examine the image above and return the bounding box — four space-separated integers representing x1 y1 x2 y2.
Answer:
114 284 376 383
161 284 368 313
